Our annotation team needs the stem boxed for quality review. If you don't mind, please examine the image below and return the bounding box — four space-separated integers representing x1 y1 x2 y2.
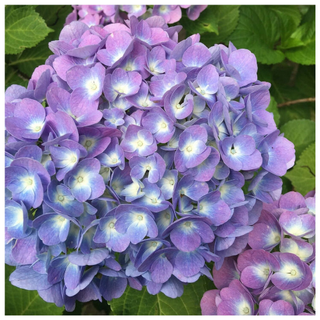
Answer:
277 97 315 108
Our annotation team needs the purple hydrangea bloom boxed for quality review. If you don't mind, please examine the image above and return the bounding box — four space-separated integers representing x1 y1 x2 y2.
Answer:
114 204 158 244
237 249 280 290
142 108 175 143
97 30 133 67
5 200 30 239
103 68 142 102
49 139 87 181
258 299 295 315
66 62 105 109
93 209 131 252
6 98 46 140
44 180 84 217
217 279 255 315
174 125 211 171
162 216 214 252
6 158 50 209
129 153 166 184
64 158 105 202
152 6 182 24
164 84 193 120
120 124 157 159
189 64 219 105
259 130 295 176
248 209 282 250
132 179 170 212
220 134 262 171
271 252 313 291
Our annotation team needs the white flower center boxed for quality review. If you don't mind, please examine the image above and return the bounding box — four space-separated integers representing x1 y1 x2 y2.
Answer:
70 155 77 163
274 235 281 243
289 269 297 276
91 81 97 91
58 216 66 222
243 307 250 315
85 140 93 148
77 176 84 183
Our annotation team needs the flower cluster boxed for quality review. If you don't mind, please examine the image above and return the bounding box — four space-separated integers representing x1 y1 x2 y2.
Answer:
5 12 296 312
66 5 207 27
200 191 315 315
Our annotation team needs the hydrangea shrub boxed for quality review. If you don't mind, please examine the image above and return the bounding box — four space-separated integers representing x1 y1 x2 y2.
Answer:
5 5 314 315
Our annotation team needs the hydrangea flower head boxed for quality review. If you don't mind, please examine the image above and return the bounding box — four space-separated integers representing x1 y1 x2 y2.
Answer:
4 6 302 313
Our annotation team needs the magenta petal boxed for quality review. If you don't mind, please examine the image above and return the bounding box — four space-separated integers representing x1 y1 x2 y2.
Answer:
259 299 295 315
182 43 211 68
228 49 257 87
97 31 133 67
201 290 220 315
240 265 268 289
196 64 219 94
170 226 201 252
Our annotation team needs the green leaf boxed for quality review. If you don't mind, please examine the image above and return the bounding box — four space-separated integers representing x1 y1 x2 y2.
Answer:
285 143 315 195
280 119 315 158
285 39 315 65
5 264 64 315
35 5 68 26
281 176 293 194
5 65 29 89
181 6 219 34
300 143 315 174
6 5 73 77
269 5 301 45
229 6 285 64
109 276 214 315
5 6 52 55
180 6 240 46
257 63 315 126
295 65 315 98
278 102 315 127
266 96 280 126
6 41 55 77
195 6 240 45
284 6 315 65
